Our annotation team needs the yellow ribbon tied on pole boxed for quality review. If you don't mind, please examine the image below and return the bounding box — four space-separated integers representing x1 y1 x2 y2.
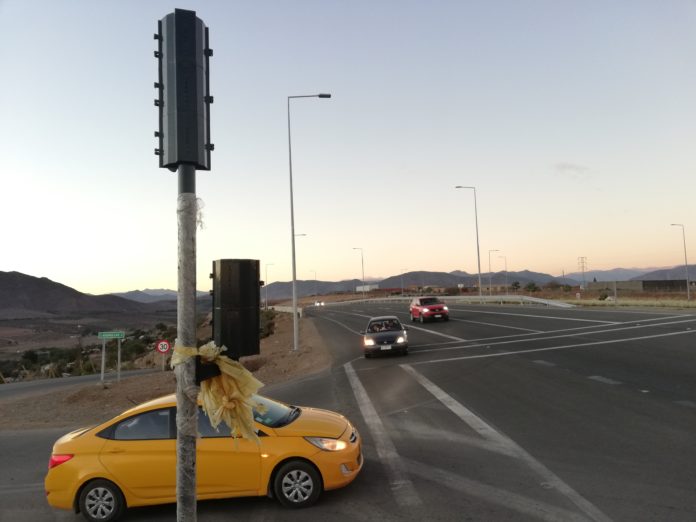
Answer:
171 341 264 444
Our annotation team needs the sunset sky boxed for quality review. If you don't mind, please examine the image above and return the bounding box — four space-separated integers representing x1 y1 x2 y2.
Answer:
1 1 695 294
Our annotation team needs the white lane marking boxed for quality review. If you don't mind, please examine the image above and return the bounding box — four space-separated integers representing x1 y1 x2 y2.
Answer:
674 400 696 408
533 360 556 367
318 314 363 335
410 317 696 356
449 317 543 333
403 458 594 522
449 308 620 324
588 376 622 385
0 482 44 495
344 363 422 508
401 365 613 522
409 329 696 366
405 324 466 342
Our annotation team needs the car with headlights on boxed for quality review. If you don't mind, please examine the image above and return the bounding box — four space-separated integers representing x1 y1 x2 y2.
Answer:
361 316 409 357
409 296 449 323
45 393 362 521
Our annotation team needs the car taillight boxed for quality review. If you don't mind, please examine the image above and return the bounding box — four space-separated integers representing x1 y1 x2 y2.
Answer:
48 454 73 470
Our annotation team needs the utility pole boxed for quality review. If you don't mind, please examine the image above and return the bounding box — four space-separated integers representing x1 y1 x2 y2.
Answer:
578 257 588 291
155 9 213 521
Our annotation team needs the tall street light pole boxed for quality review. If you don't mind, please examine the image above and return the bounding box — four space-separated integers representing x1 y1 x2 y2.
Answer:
455 186 483 301
671 223 691 301
264 263 274 310
353 247 365 298
288 93 331 352
488 249 499 296
499 255 508 295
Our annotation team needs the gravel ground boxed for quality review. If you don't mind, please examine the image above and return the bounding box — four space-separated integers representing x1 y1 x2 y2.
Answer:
0 314 330 430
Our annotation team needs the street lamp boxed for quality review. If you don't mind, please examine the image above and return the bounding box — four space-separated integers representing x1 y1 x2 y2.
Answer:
264 263 274 310
455 186 483 301
288 93 331 352
488 249 499 296
353 247 365 298
499 255 508 295
671 223 691 301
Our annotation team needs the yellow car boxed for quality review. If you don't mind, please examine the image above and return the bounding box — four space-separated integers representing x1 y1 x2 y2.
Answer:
45 394 363 521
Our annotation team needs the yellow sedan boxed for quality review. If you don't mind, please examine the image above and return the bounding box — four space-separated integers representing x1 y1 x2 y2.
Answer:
45 394 363 521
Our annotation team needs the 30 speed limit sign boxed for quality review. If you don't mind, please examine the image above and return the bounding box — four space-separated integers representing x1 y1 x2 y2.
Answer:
155 340 171 354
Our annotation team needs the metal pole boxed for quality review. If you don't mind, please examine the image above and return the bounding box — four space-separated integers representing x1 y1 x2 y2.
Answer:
488 249 498 296
500 256 507 295
100 339 106 384
455 186 483 302
176 163 198 521
117 339 121 382
672 224 691 301
264 263 273 310
287 94 330 351
353 248 365 298
288 98 300 352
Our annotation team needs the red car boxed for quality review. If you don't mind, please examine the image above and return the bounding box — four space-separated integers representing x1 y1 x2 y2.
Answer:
409 297 449 323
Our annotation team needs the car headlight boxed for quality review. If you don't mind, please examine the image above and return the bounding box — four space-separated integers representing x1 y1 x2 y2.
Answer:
305 437 348 451
396 336 405 344
443 306 449 310
364 338 375 346
422 307 429 312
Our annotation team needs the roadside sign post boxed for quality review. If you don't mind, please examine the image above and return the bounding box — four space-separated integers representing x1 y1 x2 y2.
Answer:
97 331 125 384
156 340 171 371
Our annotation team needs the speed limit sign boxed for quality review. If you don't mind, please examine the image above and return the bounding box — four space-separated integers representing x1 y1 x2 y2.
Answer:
156 340 171 354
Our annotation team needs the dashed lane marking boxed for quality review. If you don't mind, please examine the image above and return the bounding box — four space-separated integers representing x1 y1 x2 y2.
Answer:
588 376 622 385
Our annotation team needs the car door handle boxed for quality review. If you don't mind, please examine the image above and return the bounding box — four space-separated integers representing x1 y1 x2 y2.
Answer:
106 448 125 454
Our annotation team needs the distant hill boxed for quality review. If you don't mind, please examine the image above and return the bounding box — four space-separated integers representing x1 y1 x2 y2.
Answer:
113 289 208 303
0 271 150 317
564 268 659 282
631 265 695 281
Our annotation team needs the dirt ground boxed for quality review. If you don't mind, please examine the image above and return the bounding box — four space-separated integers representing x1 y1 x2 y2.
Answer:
0 313 331 430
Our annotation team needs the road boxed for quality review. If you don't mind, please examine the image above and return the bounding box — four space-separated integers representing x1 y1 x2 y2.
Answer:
2 302 695 521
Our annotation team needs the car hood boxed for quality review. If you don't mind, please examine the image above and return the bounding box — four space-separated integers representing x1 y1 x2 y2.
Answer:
275 407 348 438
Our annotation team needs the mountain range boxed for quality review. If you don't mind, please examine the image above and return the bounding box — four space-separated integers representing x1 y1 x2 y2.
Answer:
0 265 690 316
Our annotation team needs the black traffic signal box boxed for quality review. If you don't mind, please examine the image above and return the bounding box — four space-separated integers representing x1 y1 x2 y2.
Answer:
211 259 261 360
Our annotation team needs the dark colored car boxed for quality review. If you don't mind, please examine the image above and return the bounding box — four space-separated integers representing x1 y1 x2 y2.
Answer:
361 316 409 357
409 297 449 323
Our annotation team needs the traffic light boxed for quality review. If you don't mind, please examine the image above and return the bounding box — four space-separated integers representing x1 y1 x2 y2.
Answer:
154 8 213 172
210 260 261 360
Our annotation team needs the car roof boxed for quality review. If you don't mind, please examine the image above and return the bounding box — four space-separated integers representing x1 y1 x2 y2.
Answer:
367 315 401 322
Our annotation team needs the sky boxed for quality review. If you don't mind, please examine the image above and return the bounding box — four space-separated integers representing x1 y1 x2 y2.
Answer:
2 0 696 294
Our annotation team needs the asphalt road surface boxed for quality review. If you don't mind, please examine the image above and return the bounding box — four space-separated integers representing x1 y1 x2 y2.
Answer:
2 301 695 521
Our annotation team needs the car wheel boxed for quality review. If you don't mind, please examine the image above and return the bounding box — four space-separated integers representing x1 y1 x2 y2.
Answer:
273 460 322 508
444 316 450 322
401 348 409 356
364 352 372 358
419 314 424 324
78 479 125 522
410 313 415 322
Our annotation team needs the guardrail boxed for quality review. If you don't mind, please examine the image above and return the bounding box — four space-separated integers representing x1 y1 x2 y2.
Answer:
315 295 575 309
272 295 575 313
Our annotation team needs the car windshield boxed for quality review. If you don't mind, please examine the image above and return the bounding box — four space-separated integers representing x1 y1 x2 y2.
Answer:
420 298 441 305
252 394 300 428
368 319 402 332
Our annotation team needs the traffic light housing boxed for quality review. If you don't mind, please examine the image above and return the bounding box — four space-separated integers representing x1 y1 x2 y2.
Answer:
210 260 261 360
154 8 213 172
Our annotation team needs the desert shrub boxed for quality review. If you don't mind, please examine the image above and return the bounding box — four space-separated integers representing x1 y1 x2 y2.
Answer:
260 309 276 339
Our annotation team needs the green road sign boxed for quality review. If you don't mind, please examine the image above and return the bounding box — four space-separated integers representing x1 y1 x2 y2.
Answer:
98 331 125 340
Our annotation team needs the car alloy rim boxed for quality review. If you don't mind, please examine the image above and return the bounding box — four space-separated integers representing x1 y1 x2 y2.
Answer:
85 487 115 519
281 469 314 502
